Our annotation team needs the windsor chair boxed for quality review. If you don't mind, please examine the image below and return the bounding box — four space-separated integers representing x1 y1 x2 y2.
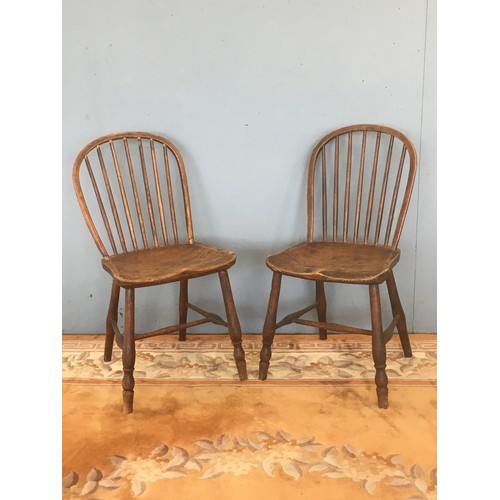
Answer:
258 124 417 409
73 131 247 413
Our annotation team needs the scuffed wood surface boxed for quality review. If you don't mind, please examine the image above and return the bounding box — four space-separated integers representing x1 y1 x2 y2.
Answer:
102 243 236 287
266 242 400 284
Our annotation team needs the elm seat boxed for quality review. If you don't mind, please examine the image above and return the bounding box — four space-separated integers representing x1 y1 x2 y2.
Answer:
73 131 247 413
102 243 236 287
259 124 418 410
266 242 400 284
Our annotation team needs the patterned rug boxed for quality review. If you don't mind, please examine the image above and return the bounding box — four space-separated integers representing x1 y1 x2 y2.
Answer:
62 334 437 500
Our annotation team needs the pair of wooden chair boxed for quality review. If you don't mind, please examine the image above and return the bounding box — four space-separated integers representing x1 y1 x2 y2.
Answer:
72 124 417 413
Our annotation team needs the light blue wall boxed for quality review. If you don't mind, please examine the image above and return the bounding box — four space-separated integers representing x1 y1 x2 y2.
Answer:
63 0 436 334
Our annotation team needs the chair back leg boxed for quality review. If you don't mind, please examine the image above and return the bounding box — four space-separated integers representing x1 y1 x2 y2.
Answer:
259 272 282 380
369 284 389 409
386 271 412 357
178 279 188 341
122 288 136 414
315 281 327 340
218 271 248 381
105 281 120 361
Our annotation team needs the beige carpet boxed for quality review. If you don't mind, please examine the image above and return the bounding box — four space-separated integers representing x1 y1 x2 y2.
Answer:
62 334 436 499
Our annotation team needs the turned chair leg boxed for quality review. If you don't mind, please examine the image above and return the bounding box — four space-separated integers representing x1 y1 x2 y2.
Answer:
104 281 120 362
219 270 247 381
259 272 282 380
386 270 412 357
178 279 188 341
122 288 136 414
316 281 327 340
369 284 389 409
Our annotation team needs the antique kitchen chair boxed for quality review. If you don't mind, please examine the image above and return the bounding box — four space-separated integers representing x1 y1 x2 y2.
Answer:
73 131 247 413
258 124 417 409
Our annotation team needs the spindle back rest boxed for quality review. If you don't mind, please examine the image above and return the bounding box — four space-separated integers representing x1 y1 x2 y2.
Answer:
73 132 194 258
307 124 417 250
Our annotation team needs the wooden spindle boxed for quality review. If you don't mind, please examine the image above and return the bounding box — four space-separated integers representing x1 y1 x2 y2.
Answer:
307 156 316 242
391 166 417 249
124 138 148 249
384 146 407 246
374 136 394 245
321 147 327 241
84 156 115 255
333 137 339 241
169 147 194 244
149 139 168 244
163 145 179 243
109 141 138 251
354 131 367 243
364 132 381 244
97 146 127 253
138 138 159 247
343 132 352 242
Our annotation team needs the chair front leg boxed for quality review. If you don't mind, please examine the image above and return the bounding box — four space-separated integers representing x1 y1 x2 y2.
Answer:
386 270 412 357
259 272 282 380
369 284 389 409
316 281 327 340
122 287 136 414
105 281 120 361
218 270 247 381
178 279 188 341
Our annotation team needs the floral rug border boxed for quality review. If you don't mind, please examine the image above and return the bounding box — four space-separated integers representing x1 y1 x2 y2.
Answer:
63 430 437 499
63 337 436 383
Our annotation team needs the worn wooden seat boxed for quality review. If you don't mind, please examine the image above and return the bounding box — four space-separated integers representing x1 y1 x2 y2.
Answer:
102 243 236 287
259 124 417 409
266 242 400 284
73 131 247 413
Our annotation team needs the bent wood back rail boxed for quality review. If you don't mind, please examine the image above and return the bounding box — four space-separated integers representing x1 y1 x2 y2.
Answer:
73 131 247 413
259 124 417 409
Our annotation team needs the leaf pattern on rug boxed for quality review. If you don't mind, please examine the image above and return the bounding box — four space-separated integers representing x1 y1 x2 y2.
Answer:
62 431 437 499
62 340 436 381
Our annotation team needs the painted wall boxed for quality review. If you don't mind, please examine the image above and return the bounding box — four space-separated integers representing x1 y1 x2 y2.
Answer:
62 0 436 334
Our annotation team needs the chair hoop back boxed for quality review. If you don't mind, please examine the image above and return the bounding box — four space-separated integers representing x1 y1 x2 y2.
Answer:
73 132 194 257
306 124 417 249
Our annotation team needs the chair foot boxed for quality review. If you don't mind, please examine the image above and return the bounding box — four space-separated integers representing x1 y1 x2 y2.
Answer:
259 344 272 380
258 360 270 380
122 390 134 414
400 334 413 358
104 328 115 362
376 387 389 409
319 332 327 340
236 360 248 381
233 343 248 381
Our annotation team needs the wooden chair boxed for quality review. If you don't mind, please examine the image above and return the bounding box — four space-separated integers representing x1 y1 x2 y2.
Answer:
72 132 247 413
258 124 417 409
